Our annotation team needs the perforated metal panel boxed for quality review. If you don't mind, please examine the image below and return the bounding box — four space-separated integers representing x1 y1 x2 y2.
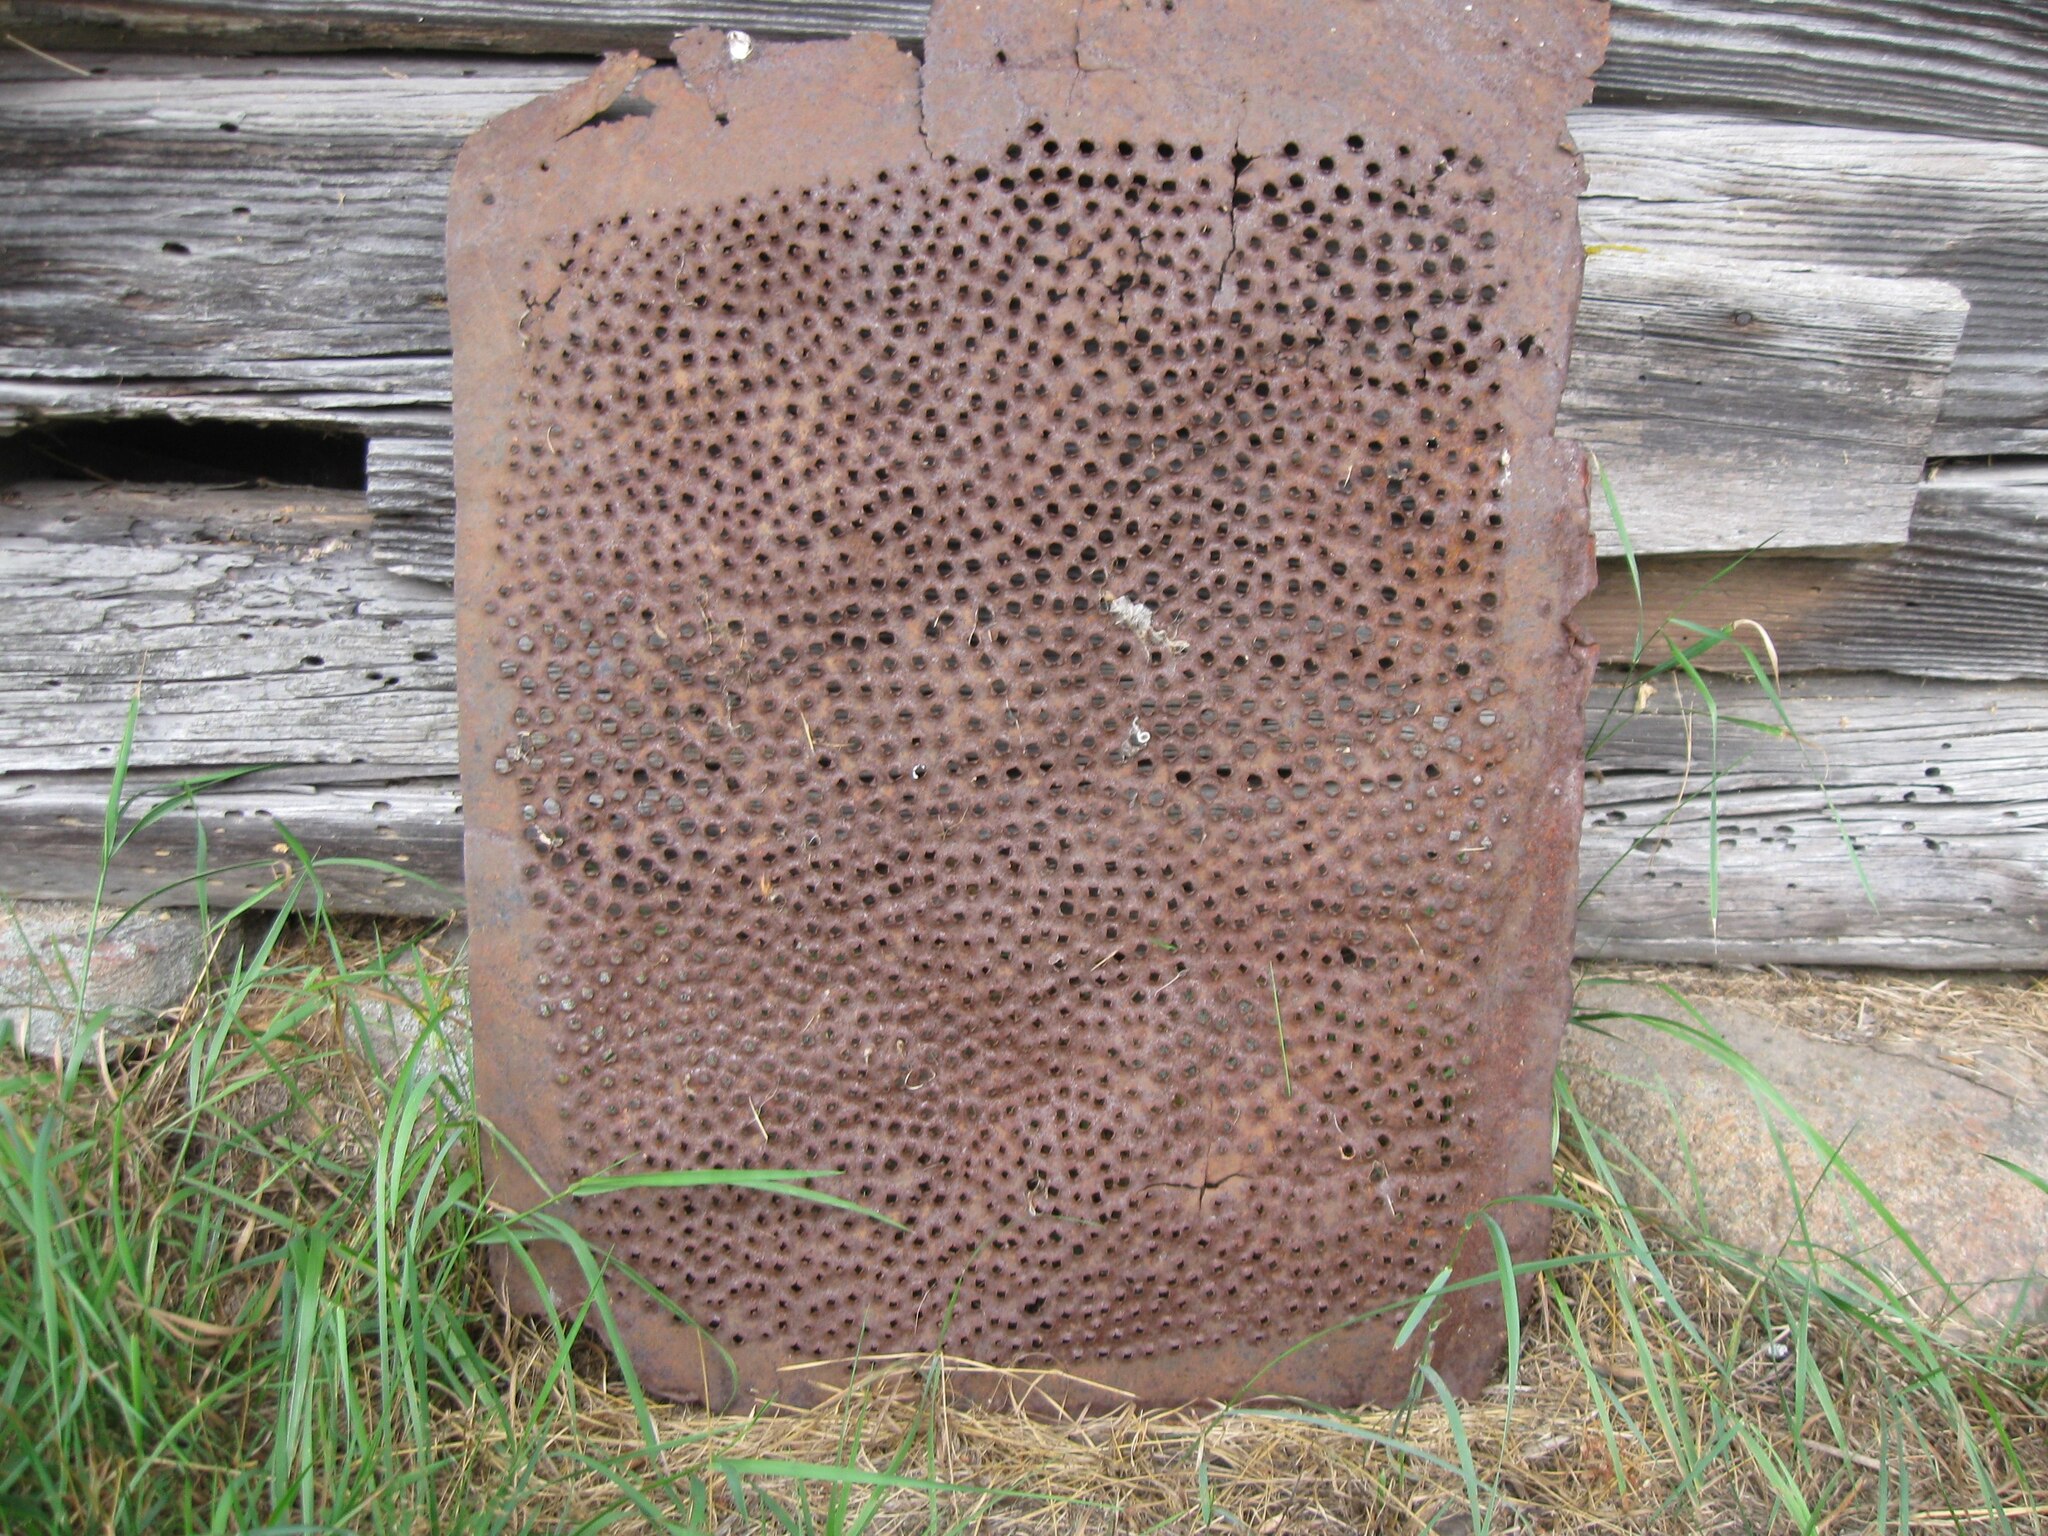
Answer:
451 0 1604 1409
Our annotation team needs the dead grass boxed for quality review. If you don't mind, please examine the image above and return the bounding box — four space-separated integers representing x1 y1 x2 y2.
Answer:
417 946 2048 1533
1589 963 2048 1115
439 1160 2046 1534
1587 964 2048 1055
310 940 2048 1536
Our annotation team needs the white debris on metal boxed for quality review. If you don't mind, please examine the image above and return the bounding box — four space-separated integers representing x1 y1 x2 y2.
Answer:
1104 593 1189 652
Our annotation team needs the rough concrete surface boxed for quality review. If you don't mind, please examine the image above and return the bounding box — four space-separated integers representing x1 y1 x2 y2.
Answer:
1 900 221 1057
1563 981 2048 1328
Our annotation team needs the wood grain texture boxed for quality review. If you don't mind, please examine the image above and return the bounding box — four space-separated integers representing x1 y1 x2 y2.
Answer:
0 54 550 416
1574 463 2048 682
7 0 2048 149
0 0 933 53
1 36 2042 963
0 768 465 914
1577 111 2048 458
0 366 453 437
1531 247 1958 554
0 480 454 773
1578 672 2048 968
1600 1 2048 148
5 674 2039 967
365 436 455 582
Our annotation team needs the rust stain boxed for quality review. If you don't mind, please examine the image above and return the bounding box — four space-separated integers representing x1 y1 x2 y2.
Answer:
450 0 1604 1410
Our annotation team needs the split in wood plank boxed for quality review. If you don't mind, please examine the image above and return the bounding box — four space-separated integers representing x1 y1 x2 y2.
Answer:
1573 463 2048 684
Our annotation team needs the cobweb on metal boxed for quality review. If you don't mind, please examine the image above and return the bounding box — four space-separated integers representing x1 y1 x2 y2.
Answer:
450 0 1605 1409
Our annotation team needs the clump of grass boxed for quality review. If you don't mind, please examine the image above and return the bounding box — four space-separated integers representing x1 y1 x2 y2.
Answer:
4 889 2042 1533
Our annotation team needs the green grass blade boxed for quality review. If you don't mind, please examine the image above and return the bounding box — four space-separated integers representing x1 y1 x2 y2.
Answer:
1421 1366 1490 1533
1590 452 1644 666
1393 1265 1452 1352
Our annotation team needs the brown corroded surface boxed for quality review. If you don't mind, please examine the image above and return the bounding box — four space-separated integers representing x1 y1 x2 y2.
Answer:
449 0 1604 1409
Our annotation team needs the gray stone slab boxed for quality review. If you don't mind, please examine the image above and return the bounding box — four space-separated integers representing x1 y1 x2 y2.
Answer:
1 900 221 1057
1564 982 2048 1329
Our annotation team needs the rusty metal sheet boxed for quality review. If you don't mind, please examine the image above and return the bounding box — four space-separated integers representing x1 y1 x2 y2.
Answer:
449 0 1604 1410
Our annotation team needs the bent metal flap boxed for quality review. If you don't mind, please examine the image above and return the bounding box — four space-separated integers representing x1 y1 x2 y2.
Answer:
449 0 1604 1410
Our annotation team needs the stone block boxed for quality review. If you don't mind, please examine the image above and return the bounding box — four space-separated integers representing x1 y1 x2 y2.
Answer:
1564 983 2048 1328
2 901 221 1058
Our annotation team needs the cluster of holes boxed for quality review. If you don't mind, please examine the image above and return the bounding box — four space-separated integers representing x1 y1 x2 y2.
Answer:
478 130 1527 1368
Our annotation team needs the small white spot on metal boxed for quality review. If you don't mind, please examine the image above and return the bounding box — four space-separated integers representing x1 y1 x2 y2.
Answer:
1104 593 1189 653
727 29 753 62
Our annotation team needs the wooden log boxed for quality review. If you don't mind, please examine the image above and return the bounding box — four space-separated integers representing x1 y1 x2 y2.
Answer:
5 673 2039 968
1568 246 1970 522
0 366 452 437
1496 247 1960 555
0 58 2029 457
0 768 465 915
7 1 2048 149
1577 112 2048 459
1573 463 2048 683
1599 1 2048 149
0 480 454 774
365 436 456 582
0 0 934 53
1578 672 2048 968
0 54 548 417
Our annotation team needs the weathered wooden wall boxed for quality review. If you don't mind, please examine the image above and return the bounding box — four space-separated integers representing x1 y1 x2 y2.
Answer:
0 1 2043 966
